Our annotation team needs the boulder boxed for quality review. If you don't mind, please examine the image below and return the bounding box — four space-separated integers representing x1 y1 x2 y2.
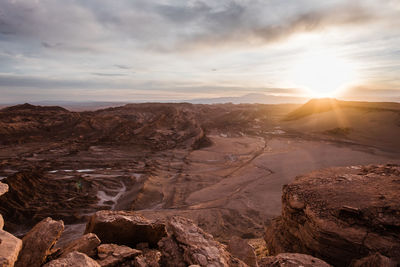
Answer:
0 229 22 267
43 251 100 267
97 243 142 267
258 253 331 267
0 214 3 229
227 236 258 267
85 210 166 248
15 217 64 267
264 164 400 266
60 233 101 258
350 253 397 267
0 182 8 196
162 216 247 267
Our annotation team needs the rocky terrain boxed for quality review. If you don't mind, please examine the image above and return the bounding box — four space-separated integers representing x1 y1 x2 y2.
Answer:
265 164 400 266
0 100 399 266
1 203 333 267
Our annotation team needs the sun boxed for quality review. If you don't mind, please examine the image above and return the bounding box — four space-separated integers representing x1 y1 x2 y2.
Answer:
287 50 359 98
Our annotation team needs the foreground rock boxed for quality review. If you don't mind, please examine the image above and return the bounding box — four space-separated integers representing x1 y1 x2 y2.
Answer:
97 243 142 267
85 211 166 248
159 216 247 267
259 253 331 267
0 229 22 267
265 164 400 266
15 217 64 267
44 251 100 267
60 233 101 258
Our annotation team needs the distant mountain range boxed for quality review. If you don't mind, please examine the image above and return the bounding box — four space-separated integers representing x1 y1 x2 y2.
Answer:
0 93 309 111
185 93 308 105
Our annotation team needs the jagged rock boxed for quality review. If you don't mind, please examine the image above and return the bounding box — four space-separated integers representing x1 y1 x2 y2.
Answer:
97 243 142 267
43 251 100 267
85 210 166 248
264 164 400 266
0 229 22 267
350 253 397 267
0 182 8 196
0 214 3 229
15 217 64 267
258 253 331 267
164 216 247 267
60 233 101 258
227 236 258 267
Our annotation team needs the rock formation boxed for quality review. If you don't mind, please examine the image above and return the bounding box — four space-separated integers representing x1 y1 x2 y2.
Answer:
0 224 22 267
96 244 142 266
159 216 247 267
258 253 332 267
227 236 258 267
264 164 400 266
60 233 101 258
84 210 167 247
0 182 22 267
43 251 100 267
15 217 64 267
0 170 98 232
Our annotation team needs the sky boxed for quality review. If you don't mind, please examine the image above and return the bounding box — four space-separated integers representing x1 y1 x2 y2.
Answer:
0 0 399 103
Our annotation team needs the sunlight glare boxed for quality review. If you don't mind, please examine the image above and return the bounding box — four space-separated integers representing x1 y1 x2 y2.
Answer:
288 50 359 98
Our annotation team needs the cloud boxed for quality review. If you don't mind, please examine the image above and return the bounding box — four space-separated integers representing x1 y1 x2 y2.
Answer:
91 73 128 77
114 64 131 70
0 0 398 102
171 3 376 50
0 0 381 53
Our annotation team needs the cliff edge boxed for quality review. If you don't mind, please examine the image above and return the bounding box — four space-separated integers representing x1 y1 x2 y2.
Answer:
265 164 400 266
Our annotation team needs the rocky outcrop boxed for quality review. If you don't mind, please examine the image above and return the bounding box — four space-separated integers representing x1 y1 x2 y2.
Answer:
96 243 142 267
15 217 64 267
258 253 331 267
60 233 101 258
159 216 247 267
0 229 22 267
44 251 100 267
264 164 400 266
85 211 167 248
227 236 258 267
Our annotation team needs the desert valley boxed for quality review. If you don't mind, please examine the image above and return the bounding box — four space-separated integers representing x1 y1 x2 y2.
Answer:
0 99 399 266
